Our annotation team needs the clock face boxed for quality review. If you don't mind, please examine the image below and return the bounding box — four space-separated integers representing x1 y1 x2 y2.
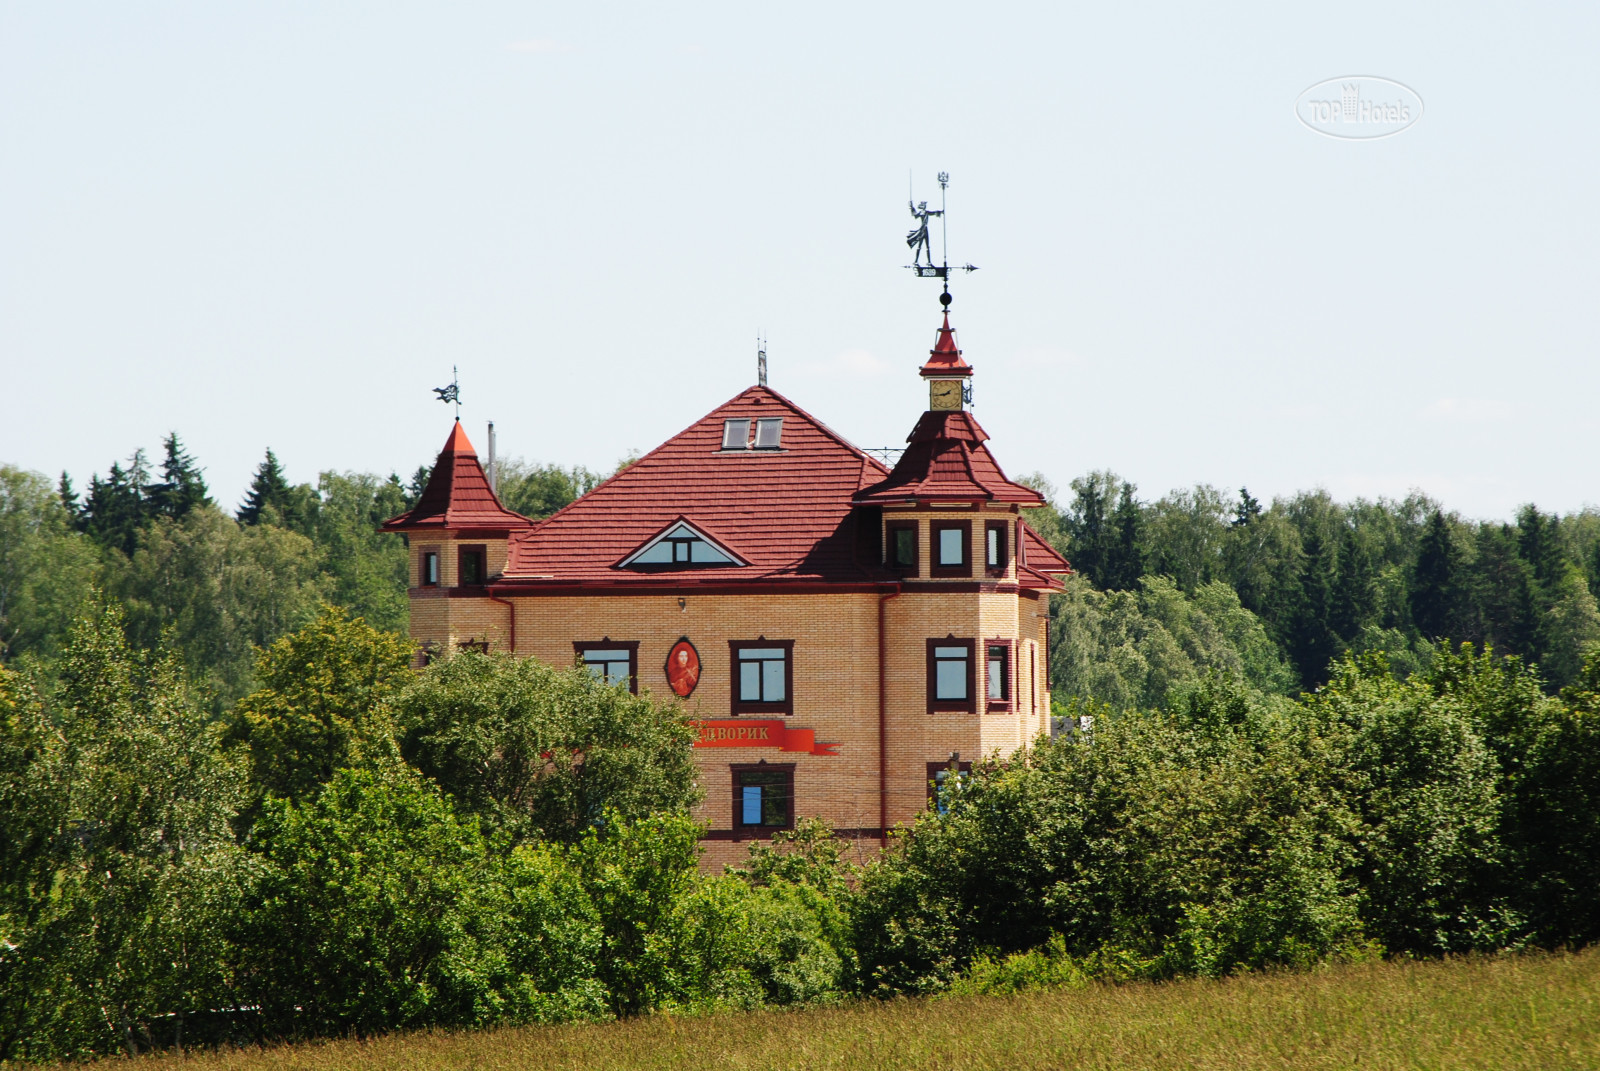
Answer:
929 380 962 410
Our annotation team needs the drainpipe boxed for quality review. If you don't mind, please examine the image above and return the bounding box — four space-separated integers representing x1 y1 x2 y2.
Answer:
878 584 902 843
486 590 516 653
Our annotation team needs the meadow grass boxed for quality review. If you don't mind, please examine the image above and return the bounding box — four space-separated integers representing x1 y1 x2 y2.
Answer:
122 949 1600 1071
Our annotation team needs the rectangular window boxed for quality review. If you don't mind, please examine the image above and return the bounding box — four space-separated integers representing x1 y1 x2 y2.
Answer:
422 551 439 586
930 521 971 577
732 764 795 833
926 760 973 813
753 417 783 449
574 641 639 693
887 521 918 573
986 641 1013 709
986 521 1009 574
730 640 794 715
458 545 487 586
721 418 751 450
926 638 975 712
1030 643 1037 713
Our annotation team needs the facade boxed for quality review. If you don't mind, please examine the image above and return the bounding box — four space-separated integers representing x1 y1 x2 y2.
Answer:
383 311 1070 867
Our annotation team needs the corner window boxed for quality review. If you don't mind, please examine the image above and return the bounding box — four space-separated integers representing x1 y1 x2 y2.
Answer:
986 641 1013 709
422 551 439 586
722 419 751 450
458 545 487 586
733 764 794 833
887 521 918 573
730 640 793 715
926 637 975 712
930 521 971 577
753 417 783 449
575 640 639 693
986 521 1009 574
926 760 973 814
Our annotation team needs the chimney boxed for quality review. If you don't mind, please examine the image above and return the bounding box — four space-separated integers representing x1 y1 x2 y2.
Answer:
486 421 497 494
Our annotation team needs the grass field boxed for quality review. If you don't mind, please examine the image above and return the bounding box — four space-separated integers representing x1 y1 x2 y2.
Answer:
123 950 1600 1071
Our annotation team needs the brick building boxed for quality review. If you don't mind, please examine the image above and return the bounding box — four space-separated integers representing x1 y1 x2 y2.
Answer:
382 310 1069 866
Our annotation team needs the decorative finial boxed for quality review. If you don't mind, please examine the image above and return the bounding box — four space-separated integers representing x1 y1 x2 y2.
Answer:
432 365 461 420
905 171 977 306
757 336 768 387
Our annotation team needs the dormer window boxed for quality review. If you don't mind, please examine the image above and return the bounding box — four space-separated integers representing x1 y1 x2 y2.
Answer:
618 519 746 569
753 418 783 449
722 419 751 450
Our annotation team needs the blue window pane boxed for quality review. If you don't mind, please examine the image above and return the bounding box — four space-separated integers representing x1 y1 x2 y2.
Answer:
740 648 785 659
989 658 1005 699
763 659 785 702
742 785 762 825
939 528 964 565
936 659 967 700
740 661 762 700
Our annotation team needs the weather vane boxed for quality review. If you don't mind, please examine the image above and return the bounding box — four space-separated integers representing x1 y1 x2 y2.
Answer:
905 171 977 307
433 365 461 419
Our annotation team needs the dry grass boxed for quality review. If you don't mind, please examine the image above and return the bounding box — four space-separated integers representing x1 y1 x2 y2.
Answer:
122 950 1600 1071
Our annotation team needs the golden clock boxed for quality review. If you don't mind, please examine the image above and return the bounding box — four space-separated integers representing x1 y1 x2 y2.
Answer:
929 379 962 411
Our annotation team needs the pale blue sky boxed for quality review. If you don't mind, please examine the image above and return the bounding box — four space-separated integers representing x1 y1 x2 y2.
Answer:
3 3 1597 519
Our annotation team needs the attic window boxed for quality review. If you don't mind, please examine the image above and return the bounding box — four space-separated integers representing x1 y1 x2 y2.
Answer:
722 419 751 450
753 418 783 449
619 521 742 568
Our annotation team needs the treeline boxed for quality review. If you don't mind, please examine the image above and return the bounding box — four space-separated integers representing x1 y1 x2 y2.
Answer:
1023 473 1600 707
5 602 1599 1060
0 438 606 703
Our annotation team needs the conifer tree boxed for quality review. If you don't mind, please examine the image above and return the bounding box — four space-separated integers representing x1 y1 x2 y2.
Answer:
147 433 210 521
1412 509 1469 642
81 462 146 556
238 449 292 526
1232 487 1262 528
1474 524 1536 656
406 465 433 509
1516 505 1567 593
1329 523 1376 643
1105 483 1145 591
57 472 83 532
1289 525 1339 688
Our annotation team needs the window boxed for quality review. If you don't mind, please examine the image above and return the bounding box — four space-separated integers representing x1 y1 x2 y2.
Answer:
930 521 971 577
926 637 975 712
574 640 639 693
1030 643 1037 713
753 417 783 449
621 521 742 568
732 764 794 833
457 638 489 653
887 521 918 573
730 640 793 714
926 760 973 813
458 545 487 586
986 521 1009 574
986 641 1013 709
422 551 439 586
722 418 751 450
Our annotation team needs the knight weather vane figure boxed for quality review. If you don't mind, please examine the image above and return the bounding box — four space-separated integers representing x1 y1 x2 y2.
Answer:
433 366 461 420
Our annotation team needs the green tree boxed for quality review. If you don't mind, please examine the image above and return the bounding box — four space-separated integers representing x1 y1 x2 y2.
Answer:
82 461 146 556
1288 525 1339 689
1411 510 1470 642
394 650 700 845
146 433 210 521
234 606 414 803
1473 524 1537 657
307 471 410 633
0 466 100 664
237 448 295 527
497 459 602 520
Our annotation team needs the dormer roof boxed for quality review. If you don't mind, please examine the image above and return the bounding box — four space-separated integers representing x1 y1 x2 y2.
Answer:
380 420 535 534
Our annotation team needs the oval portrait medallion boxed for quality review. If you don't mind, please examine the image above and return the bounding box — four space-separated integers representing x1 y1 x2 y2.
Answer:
665 638 701 699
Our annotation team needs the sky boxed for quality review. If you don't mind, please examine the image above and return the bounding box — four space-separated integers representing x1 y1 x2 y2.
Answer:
3 3 1598 521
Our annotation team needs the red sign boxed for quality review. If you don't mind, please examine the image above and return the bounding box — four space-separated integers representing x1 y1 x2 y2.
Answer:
665 638 700 698
693 719 839 756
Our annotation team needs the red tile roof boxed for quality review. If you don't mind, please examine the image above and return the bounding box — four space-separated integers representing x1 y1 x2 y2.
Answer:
502 387 890 584
854 410 1046 506
381 421 535 533
919 314 973 377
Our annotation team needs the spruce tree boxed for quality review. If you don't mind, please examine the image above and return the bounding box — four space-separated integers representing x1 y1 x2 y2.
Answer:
82 462 146 556
1289 525 1339 688
148 433 210 520
1232 486 1262 528
1329 524 1377 643
1411 509 1468 642
57 472 84 531
1516 505 1567 592
1105 483 1145 591
406 465 433 509
1474 524 1536 657
238 449 291 526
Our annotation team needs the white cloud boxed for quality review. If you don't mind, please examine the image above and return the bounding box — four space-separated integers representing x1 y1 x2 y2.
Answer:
507 39 577 54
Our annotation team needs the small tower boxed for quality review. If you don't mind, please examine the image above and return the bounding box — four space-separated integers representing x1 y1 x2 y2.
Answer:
920 307 973 413
381 420 534 661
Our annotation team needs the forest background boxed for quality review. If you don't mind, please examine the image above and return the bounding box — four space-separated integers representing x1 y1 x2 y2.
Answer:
3 433 1598 708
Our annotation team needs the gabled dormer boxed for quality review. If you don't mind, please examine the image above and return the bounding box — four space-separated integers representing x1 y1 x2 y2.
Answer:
616 517 748 570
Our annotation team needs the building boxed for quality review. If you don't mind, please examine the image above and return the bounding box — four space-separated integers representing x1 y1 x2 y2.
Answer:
382 309 1070 867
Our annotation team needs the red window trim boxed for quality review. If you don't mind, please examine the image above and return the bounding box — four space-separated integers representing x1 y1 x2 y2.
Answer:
573 639 640 694
730 762 796 837
984 638 1015 711
728 638 795 716
930 520 972 578
886 520 919 575
985 520 1010 576
926 636 976 713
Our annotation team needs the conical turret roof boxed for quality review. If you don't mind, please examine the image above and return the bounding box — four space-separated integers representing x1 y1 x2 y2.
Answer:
380 421 534 533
